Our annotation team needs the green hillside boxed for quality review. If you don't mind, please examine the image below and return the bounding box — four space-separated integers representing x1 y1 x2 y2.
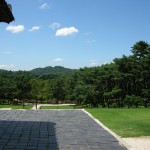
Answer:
30 66 77 75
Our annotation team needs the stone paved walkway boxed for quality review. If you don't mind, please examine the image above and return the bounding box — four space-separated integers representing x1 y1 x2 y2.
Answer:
0 110 127 150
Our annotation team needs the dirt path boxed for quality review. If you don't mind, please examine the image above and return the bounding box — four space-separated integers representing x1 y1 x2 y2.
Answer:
122 137 150 150
31 103 75 110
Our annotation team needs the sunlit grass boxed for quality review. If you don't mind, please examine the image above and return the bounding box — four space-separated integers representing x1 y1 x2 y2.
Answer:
86 108 150 137
0 104 33 109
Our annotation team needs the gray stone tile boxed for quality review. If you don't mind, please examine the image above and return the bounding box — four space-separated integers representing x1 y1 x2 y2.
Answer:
0 110 127 150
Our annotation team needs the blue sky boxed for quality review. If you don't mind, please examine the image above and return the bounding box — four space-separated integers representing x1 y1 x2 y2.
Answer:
0 0 150 71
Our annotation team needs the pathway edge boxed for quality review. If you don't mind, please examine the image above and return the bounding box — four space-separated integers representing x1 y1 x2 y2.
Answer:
82 109 130 149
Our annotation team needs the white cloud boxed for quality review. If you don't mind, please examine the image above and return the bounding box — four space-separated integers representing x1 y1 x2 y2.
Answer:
3 51 12 55
6 25 25 33
0 64 15 69
49 22 61 30
56 27 79 37
29 26 40 32
102 62 109 65
90 60 97 66
90 62 97 66
39 3 49 9
53 58 63 62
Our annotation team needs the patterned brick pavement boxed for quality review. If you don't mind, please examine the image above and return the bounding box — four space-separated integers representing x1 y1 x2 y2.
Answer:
0 110 127 150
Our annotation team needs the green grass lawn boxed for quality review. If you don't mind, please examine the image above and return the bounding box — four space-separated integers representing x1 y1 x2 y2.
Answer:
86 108 150 137
0 104 33 109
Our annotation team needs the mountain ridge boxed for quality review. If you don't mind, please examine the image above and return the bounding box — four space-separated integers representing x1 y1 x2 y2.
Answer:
30 66 77 76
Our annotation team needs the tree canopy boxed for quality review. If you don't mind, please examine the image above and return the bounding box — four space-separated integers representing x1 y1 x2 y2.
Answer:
0 41 150 108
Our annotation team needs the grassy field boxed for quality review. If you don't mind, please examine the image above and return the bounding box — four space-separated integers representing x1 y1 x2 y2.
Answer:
86 108 150 137
0 104 33 109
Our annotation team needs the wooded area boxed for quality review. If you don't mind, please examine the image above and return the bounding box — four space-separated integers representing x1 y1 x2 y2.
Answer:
0 41 150 108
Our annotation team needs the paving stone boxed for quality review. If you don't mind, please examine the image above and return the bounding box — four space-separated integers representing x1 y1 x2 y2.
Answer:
0 145 4 149
0 110 127 150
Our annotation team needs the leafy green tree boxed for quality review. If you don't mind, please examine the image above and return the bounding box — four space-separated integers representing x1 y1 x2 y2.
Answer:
131 41 150 59
142 89 150 107
52 78 66 104
72 81 87 105
16 75 32 108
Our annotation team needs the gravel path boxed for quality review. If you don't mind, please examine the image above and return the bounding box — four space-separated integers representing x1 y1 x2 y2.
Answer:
122 137 150 150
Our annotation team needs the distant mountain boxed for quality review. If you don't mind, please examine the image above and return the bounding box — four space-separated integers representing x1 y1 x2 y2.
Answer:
0 66 77 80
30 66 77 76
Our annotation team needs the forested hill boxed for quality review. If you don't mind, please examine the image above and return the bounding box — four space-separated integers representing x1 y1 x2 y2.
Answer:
0 41 150 108
30 66 77 76
0 66 77 80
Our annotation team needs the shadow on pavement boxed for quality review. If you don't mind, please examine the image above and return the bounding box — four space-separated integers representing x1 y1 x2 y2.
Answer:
0 120 58 150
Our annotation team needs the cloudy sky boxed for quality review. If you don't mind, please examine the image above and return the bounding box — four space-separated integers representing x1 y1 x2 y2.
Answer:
0 0 150 70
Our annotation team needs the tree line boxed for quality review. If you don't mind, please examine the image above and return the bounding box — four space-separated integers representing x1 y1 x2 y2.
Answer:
0 41 150 108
